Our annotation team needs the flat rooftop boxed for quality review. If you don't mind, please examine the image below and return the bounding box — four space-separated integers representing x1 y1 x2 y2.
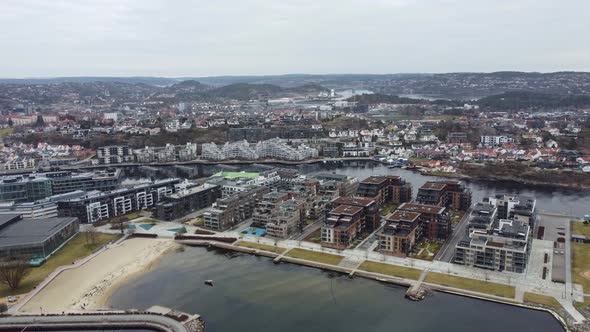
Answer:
0 217 78 247
332 197 375 207
398 202 445 215
212 171 259 179
167 183 218 199
330 205 363 216
360 176 388 185
389 210 420 223
419 181 447 191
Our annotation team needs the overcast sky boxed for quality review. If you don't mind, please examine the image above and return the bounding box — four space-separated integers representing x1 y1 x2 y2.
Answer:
1 0 589 77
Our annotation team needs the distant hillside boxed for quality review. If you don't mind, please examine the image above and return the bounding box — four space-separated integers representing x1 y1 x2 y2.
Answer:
477 91 590 109
345 93 423 104
0 77 178 86
205 83 327 101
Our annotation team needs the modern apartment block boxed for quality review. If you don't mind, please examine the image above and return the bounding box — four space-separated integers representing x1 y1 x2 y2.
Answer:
0 175 53 202
265 199 305 238
251 191 293 228
135 143 198 163
480 135 514 147
155 183 221 221
203 186 270 231
416 180 472 211
314 173 359 199
331 197 380 231
454 219 531 273
96 145 133 164
397 203 450 240
201 138 318 161
453 195 536 273
57 178 180 223
486 194 536 225
378 210 421 256
356 175 412 207
321 205 363 249
0 170 122 203
0 190 86 219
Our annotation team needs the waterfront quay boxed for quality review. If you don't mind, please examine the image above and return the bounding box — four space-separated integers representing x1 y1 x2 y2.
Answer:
0 306 204 332
175 229 582 328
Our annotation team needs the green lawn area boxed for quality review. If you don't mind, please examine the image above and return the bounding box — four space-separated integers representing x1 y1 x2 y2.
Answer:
236 241 285 254
572 243 590 293
285 248 343 265
571 221 590 238
523 292 561 308
141 218 160 224
380 203 398 216
413 241 442 261
450 211 465 223
358 261 422 280
425 272 516 298
427 171 456 177
408 157 430 163
0 233 120 298
0 128 14 137
103 211 142 223
303 229 321 244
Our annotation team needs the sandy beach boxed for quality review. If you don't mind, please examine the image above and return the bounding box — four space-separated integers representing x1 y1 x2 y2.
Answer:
21 238 178 313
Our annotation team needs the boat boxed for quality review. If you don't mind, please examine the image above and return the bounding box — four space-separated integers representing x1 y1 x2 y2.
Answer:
204 280 214 286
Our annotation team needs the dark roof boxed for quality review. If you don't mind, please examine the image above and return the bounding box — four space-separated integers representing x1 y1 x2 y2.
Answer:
332 197 375 207
330 205 363 216
419 181 447 191
0 217 78 248
398 203 445 214
360 176 388 185
389 210 420 222
0 214 22 230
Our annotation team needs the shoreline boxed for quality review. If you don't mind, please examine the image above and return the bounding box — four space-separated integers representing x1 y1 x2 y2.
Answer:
93 243 180 310
19 238 179 313
178 239 574 331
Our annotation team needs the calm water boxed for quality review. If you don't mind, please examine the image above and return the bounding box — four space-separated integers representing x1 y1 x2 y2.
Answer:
301 162 590 217
110 247 564 332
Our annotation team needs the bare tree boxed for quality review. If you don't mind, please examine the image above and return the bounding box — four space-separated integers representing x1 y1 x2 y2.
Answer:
0 259 30 291
84 226 98 245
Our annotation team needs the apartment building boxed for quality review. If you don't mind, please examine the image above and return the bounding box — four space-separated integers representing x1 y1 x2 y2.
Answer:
397 203 450 240
321 205 363 249
378 210 421 256
96 145 133 164
265 199 305 238
480 135 514 147
155 183 221 221
0 190 86 219
203 186 270 231
314 173 359 198
57 178 180 223
356 175 412 207
416 180 472 211
331 196 380 231
454 219 530 273
486 194 536 225
251 191 293 227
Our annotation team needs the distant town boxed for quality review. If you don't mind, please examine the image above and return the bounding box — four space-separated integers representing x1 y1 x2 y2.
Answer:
0 73 589 331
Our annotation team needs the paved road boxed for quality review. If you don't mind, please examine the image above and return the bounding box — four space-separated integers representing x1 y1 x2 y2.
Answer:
292 220 322 241
435 208 471 262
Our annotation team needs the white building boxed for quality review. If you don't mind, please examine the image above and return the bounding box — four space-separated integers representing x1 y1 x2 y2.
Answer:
480 135 514 147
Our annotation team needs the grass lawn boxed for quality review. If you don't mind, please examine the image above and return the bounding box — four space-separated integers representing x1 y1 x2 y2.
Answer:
413 241 442 261
359 261 422 280
0 128 14 137
285 248 343 265
571 221 590 238
427 171 456 177
303 229 321 244
0 233 120 298
572 243 590 293
236 241 285 254
450 211 465 223
103 211 142 223
141 218 160 224
380 203 398 216
523 292 561 308
409 157 430 163
425 272 515 298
